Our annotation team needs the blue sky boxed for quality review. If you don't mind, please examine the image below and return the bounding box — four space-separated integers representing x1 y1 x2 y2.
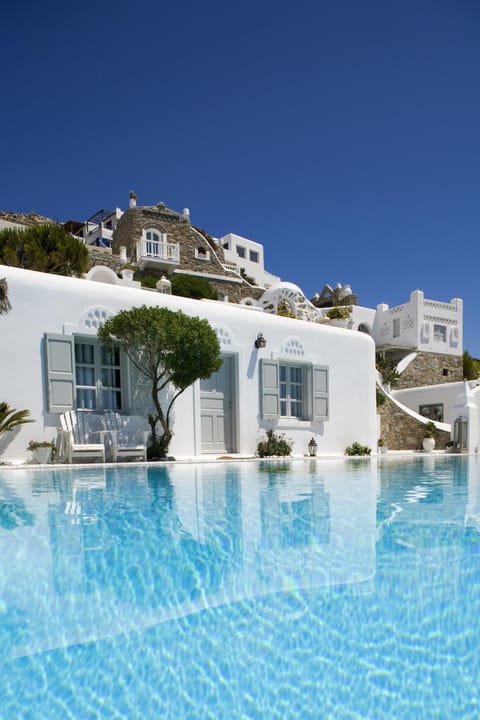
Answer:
2 0 480 353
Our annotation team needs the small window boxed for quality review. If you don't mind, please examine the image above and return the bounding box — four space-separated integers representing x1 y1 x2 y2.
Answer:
236 246 246 258
195 247 210 261
419 403 444 422
358 323 370 335
393 318 400 338
223 241 229 250
434 324 447 342
443 368 449 377
105 220 112 229
249 250 259 263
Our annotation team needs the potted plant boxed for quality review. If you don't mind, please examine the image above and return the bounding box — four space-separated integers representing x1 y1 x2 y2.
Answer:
378 438 388 454
325 306 352 327
422 422 437 452
120 264 137 281
27 440 54 464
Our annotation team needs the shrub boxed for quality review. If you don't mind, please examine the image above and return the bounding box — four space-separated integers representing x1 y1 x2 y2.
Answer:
0 402 34 438
345 442 371 456
326 306 351 320
257 429 293 457
171 274 217 300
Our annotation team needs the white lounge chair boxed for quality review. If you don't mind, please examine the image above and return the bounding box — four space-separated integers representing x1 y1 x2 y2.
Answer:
104 410 148 462
57 411 106 463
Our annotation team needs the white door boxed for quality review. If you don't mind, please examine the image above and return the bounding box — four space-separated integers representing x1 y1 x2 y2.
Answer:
200 356 234 453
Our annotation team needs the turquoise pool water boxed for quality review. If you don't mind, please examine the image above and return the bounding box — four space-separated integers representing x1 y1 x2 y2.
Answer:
0 456 479 719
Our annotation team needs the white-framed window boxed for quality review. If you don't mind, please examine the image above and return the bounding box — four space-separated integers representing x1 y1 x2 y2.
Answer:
249 250 259 263
236 245 246 258
393 317 400 338
279 364 304 418
195 246 210 261
145 229 166 256
45 334 124 413
260 360 328 422
434 324 447 342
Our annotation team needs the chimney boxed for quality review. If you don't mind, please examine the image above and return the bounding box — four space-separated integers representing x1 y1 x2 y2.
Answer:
183 207 190 219
129 191 137 208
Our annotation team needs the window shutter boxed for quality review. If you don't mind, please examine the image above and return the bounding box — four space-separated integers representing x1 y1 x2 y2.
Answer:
312 365 328 422
45 334 75 413
260 360 279 420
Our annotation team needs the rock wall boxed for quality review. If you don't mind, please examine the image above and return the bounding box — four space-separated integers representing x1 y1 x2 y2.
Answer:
396 352 463 388
378 394 450 451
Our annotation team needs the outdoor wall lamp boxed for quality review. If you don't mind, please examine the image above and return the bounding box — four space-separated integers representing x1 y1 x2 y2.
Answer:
308 437 318 456
255 333 267 349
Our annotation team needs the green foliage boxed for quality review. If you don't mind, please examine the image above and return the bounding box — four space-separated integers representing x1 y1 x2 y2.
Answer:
345 442 371 456
171 274 217 300
423 421 437 439
277 300 295 318
376 353 400 387
326 306 352 320
98 306 222 455
0 402 34 438
240 268 256 285
138 275 159 289
376 388 386 406
0 278 12 315
463 350 480 380
0 224 89 277
256 429 293 457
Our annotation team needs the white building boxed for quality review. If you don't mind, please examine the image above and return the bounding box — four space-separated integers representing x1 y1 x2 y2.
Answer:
0 265 377 464
218 232 281 289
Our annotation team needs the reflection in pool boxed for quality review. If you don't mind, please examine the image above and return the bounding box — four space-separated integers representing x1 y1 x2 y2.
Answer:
0 456 479 719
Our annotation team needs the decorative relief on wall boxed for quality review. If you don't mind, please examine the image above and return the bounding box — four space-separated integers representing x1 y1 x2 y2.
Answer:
402 314 415 330
281 338 305 356
214 326 233 347
380 322 391 338
79 307 113 331
424 315 457 326
390 305 405 315
424 300 456 311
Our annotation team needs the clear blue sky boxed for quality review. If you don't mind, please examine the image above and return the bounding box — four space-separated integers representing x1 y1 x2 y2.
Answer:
2 1 479 353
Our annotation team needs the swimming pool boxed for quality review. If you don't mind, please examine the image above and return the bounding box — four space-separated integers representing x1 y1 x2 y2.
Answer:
0 456 479 719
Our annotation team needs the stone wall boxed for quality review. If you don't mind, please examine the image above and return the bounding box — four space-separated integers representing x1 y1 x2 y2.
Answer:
396 352 463 388
378 394 450 450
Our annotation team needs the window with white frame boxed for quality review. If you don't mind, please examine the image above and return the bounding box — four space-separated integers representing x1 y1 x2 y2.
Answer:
145 229 166 256
393 317 400 338
236 245 246 258
260 360 328 422
279 364 304 418
249 250 259 263
434 324 447 342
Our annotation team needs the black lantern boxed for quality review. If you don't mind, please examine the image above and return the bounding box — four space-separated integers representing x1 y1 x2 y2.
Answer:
254 333 267 349
308 437 318 456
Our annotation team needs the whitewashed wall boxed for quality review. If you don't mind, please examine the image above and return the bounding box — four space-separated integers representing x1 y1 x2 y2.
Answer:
0 265 377 463
372 290 462 356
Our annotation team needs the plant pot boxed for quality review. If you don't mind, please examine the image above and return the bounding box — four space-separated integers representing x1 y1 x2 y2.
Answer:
33 446 52 464
422 437 435 452
379 446 388 454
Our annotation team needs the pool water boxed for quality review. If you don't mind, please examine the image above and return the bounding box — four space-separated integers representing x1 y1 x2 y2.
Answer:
1 456 479 719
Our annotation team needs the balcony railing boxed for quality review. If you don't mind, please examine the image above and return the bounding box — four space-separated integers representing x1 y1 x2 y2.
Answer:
136 238 180 269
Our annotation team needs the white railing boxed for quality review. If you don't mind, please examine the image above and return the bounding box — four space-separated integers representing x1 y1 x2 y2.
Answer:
136 239 180 263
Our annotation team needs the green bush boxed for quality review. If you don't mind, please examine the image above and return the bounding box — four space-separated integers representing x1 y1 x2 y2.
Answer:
345 442 371 456
171 274 217 300
326 306 351 320
257 429 293 457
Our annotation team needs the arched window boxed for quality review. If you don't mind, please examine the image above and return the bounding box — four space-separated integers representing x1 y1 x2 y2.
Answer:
358 323 371 335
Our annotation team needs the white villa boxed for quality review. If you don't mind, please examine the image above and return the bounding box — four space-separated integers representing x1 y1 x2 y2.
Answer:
0 196 478 463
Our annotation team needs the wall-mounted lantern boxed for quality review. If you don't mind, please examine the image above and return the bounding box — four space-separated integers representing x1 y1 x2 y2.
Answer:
308 437 318 457
254 333 267 349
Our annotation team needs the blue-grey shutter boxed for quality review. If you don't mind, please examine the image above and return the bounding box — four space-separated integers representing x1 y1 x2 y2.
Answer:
312 365 328 422
45 334 75 413
260 360 279 420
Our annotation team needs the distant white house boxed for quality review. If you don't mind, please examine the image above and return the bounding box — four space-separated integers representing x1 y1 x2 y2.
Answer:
0 265 377 464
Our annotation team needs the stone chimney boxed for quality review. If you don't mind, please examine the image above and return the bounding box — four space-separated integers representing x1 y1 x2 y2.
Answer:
129 191 137 208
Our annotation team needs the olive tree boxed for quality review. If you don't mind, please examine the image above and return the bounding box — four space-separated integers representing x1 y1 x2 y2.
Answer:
98 305 222 456
0 223 89 277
